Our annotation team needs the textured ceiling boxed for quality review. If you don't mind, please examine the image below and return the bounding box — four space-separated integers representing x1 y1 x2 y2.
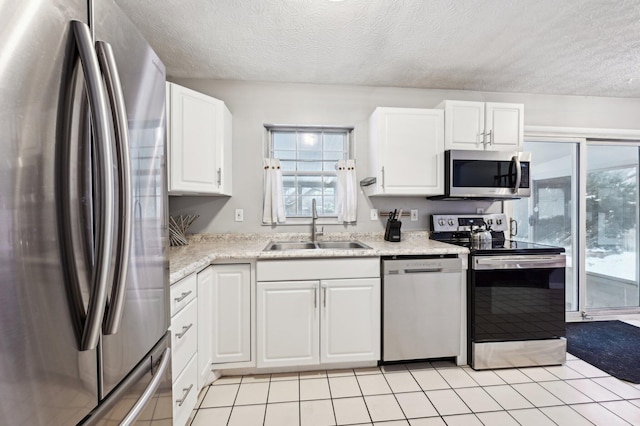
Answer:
115 0 640 97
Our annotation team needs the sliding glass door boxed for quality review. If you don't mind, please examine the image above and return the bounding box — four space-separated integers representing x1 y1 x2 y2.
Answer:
513 139 640 314
512 141 579 311
585 145 639 309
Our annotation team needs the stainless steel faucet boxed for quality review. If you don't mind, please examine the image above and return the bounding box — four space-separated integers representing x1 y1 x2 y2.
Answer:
311 198 323 242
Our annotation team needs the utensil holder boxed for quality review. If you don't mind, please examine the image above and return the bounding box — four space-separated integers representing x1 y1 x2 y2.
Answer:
384 219 402 242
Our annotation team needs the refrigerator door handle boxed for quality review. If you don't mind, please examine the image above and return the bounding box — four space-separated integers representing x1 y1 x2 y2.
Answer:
71 20 115 351
121 347 171 426
96 40 133 336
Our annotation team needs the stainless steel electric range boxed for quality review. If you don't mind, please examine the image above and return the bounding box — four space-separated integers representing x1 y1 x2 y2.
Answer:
431 213 567 370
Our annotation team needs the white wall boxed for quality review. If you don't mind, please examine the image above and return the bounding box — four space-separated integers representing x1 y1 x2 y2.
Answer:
168 79 640 235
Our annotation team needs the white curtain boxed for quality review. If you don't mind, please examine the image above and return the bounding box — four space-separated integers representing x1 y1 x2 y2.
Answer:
262 158 286 224
336 159 357 223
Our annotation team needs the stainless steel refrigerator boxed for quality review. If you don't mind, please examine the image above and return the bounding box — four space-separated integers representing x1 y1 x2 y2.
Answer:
0 0 172 424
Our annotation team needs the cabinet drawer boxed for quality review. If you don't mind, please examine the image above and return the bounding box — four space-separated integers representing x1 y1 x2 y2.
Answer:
172 354 198 426
171 299 198 379
170 273 197 316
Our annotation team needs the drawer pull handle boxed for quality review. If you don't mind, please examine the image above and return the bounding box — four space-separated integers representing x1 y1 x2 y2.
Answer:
175 384 193 407
174 290 192 303
175 323 193 339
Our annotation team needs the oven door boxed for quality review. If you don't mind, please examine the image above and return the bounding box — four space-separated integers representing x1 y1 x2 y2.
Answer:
470 254 566 342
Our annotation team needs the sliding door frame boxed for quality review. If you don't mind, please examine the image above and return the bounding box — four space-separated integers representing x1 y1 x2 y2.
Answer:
507 126 640 321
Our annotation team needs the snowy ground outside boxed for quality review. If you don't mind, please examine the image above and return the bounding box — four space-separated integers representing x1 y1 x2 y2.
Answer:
585 251 636 281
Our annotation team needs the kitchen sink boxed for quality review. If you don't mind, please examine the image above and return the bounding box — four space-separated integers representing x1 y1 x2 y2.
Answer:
264 241 318 251
263 240 372 251
315 241 371 250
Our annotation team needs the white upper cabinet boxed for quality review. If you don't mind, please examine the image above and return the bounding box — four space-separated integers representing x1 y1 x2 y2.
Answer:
438 100 524 151
367 107 444 196
167 82 232 195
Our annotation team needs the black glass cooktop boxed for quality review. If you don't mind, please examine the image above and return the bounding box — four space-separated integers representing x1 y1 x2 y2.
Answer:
433 237 565 255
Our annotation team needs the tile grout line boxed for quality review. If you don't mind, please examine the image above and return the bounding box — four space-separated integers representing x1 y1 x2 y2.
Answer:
379 365 414 423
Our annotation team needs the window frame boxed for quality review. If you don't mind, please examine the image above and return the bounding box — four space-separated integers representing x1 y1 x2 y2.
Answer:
263 124 355 225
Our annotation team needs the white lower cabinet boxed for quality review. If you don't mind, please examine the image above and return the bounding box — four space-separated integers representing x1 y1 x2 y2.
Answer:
211 264 252 365
196 266 213 389
172 354 198 426
320 278 380 364
169 273 199 426
257 281 319 368
256 258 380 369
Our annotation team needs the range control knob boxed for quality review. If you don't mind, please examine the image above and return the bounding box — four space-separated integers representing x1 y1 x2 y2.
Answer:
497 219 503 225
447 219 455 226
487 219 493 225
438 219 445 226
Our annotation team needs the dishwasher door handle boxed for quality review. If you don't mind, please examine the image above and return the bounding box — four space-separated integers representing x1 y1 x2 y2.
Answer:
403 268 444 274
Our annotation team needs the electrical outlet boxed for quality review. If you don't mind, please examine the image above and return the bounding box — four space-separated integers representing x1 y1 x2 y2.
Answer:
370 209 378 221
410 209 418 221
476 207 485 214
235 209 244 222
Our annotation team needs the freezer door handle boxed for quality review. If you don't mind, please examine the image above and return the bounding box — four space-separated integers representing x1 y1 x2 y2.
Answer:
71 20 115 351
96 40 133 336
120 347 171 426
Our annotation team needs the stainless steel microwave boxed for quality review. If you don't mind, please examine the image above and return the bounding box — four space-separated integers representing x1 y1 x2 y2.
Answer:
432 150 531 199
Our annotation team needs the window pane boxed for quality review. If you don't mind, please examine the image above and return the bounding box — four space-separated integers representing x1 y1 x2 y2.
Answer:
323 176 336 195
273 132 296 151
585 145 639 309
512 141 578 311
298 132 321 151
279 160 296 171
273 150 296 161
324 133 345 151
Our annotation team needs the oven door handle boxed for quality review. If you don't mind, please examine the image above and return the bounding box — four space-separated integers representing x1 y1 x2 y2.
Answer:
473 254 565 270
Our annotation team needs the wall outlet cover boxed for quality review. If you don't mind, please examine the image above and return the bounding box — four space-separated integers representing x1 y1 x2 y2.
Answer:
370 209 378 221
410 209 418 221
235 209 244 222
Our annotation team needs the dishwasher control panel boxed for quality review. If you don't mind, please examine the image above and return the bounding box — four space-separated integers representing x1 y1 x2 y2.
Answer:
383 257 462 275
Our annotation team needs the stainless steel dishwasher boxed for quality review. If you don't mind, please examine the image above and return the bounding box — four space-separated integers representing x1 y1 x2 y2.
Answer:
382 256 464 363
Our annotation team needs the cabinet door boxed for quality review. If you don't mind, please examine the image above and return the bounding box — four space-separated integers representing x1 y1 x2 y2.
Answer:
375 108 444 195
485 102 523 151
442 101 485 150
211 264 251 365
196 266 212 389
167 83 223 194
257 281 319 368
320 278 380 364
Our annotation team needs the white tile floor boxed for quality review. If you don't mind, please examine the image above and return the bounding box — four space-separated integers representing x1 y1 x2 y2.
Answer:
188 353 640 426
188 318 640 425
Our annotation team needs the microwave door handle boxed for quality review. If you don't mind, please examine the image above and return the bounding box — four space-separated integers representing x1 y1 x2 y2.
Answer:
511 155 521 193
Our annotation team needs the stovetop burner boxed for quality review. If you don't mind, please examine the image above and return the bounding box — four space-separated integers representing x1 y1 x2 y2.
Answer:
430 213 565 255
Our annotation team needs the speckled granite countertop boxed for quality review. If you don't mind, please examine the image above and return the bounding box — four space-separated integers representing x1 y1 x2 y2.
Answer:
169 231 468 284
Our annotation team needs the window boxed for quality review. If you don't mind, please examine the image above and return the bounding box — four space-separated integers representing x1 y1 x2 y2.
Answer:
266 125 353 218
